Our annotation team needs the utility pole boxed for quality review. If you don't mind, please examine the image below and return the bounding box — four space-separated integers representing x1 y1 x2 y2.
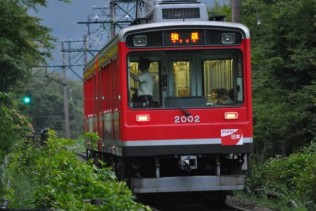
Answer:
84 35 88 65
78 0 137 41
110 1 116 39
232 0 241 23
62 42 70 138
34 40 87 138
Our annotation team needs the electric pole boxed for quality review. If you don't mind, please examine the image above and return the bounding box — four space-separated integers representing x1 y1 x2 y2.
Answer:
62 41 70 138
232 0 241 23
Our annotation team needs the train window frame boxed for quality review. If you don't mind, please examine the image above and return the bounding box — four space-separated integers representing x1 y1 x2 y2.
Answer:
127 54 161 108
127 49 245 109
200 49 244 106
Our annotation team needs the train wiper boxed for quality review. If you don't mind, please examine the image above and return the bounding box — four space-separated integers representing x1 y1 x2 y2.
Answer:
182 108 191 117
168 95 191 116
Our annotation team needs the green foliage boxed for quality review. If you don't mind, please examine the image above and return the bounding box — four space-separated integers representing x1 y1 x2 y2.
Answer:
0 0 49 91
228 1 316 205
21 71 84 138
0 91 33 202
245 0 316 90
253 85 316 158
0 0 70 92
84 132 99 150
233 189 308 211
208 0 231 21
238 0 316 159
3 130 150 210
0 92 31 162
248 141 316 203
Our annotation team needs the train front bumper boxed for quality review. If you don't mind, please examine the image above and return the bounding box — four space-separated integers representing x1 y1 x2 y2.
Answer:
131 175 245 193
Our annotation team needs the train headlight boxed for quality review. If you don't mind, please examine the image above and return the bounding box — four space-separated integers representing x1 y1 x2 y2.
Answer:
136 114 150 122
133 35 147 46
224 112 238 119
222 33 235 44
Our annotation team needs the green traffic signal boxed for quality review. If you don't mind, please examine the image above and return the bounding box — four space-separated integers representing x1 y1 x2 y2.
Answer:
22 95 31 105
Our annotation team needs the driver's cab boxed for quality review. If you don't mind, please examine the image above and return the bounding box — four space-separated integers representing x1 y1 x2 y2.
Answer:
128 50 244 109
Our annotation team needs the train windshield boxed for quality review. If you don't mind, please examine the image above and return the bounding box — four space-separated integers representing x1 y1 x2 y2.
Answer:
128 49 243 109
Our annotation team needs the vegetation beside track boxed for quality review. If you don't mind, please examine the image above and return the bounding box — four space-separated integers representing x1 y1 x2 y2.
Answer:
2 130 150 210
233 141 316 210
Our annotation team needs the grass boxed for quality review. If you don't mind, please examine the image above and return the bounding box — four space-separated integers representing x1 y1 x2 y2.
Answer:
233 189 308 211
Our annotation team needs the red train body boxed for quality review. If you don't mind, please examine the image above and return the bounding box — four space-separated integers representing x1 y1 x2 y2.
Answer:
83 2 253 194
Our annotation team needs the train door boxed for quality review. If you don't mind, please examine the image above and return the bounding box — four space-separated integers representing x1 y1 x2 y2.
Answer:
165 53 200 98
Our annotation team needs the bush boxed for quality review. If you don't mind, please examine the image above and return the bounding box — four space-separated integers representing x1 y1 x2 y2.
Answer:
0 92 32 200
3 130 150 210
247 140 316 203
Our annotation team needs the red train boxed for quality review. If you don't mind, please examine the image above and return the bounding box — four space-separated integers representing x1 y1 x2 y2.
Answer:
83 1 252 197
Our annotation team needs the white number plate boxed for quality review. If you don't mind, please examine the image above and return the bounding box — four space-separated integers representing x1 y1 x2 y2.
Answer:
174 115 200 123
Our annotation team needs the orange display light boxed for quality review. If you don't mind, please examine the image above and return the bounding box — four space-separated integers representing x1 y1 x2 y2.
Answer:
165 30 203 45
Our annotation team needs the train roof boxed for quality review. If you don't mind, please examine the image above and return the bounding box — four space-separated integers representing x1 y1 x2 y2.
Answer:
144 2 209 23
83 2 250 77
118 21 250 39
118 1 250 39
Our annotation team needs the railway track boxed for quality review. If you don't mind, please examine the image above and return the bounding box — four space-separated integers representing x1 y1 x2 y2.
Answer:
76 152 87 161
136 193 268 211
225 196 272 211
77 152 270 211
146 196 272 211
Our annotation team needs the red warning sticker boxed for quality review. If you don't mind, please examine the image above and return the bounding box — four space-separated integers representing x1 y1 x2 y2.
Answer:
221 129 243 145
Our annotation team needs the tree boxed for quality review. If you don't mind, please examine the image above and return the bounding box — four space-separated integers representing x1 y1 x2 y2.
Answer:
0 0 82 138
21 70 83 138
0 0 69 92
0 93 30 162
208 0 232 21
0 92 32 200
241 0 316 158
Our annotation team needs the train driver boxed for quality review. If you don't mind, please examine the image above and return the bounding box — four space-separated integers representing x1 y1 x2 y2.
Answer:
130 57 154 107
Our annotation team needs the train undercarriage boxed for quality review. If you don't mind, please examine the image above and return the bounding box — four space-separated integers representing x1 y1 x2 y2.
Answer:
87 149 249 194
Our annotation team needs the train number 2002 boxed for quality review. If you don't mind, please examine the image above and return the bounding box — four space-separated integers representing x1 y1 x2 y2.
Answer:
174 115 200 123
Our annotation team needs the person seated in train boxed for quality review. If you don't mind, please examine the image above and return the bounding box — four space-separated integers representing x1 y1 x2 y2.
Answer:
210 88 233 105
130 57 154 107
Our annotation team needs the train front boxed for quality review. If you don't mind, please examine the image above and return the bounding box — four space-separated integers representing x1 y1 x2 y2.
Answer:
118 3 253 195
